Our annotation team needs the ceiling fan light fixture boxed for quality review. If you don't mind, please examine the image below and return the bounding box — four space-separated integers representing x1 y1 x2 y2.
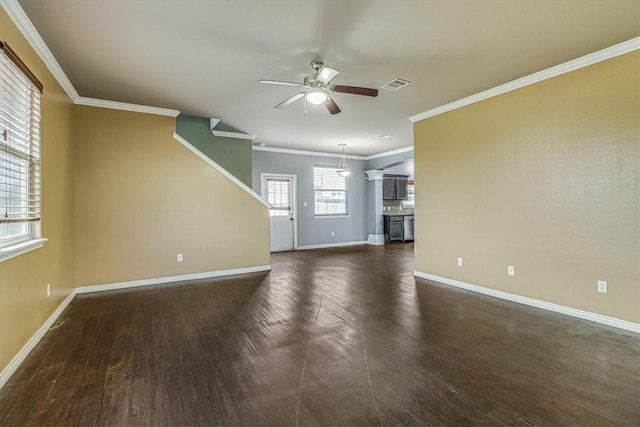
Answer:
306 89 328 105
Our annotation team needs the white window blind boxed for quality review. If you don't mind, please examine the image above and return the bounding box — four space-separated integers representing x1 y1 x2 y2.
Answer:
403 182 415 208
314 166 347 216
266 179 291 217
0 42 42 247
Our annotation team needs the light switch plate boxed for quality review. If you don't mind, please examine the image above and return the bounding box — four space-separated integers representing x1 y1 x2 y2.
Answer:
508 265 515 276
457 257 463 267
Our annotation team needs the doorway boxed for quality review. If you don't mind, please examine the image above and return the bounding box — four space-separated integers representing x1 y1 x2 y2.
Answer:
261 173 297 252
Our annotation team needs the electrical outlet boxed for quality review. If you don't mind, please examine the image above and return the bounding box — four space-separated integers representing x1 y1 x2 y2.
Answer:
457 257 463 267
304 201 308 207
177 253 183 263
46 284 51 297
597 280 608 294
507 265 515 276
331 231 335 237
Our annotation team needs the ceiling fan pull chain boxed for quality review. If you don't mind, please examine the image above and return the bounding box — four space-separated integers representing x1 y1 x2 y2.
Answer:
304 96 308 115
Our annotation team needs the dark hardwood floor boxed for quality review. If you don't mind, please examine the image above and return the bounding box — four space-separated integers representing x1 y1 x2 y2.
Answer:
1 244 638 426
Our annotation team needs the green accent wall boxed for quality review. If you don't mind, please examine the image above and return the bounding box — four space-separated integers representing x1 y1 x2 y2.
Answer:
176 114 252 186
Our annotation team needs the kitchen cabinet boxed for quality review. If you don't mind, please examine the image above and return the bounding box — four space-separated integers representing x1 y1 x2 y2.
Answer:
384 214 414 243
384 215 404 243
383 177 396 200
383 175 409 200
395 177 408 200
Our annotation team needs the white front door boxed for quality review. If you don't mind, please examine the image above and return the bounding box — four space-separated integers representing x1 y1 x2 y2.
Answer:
261 174 296 252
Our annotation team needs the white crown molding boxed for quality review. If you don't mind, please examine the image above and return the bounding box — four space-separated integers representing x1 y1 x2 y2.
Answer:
410 37 640 123
0 289 76 389
76 96 180 117
253 145 365 159
2 1 182 117
253 144 414 161
173 132 270 208
0 0 79 101
295 241 367 250
364 145 414 160
75 264 272 294
212 130 256 140
414 271 640 334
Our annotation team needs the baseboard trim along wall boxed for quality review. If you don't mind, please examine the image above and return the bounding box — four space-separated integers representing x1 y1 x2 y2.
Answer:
296 241 368 250
76 265 272 294
414 271 640 334
367 234 385 245
0 290 76 389
0 264 272 390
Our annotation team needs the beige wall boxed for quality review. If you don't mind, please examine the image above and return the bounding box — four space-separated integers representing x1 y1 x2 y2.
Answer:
1 7 271 374
0 10 75 370
414 52 639 323
73 106 270 286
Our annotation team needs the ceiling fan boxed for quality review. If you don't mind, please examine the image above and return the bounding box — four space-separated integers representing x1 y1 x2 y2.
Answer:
258 60 378 115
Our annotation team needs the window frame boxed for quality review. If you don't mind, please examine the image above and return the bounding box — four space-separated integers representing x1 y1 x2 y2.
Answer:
0 41 45 262
313 165 349 218
402 181 415 209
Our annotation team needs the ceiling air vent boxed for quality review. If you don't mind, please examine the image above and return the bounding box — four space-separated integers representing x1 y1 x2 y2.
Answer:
380 78 411 91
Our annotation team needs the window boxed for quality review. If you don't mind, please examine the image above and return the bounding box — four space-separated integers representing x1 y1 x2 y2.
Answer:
0 42 42 250
402 181 415 208
314 166 347 216
266 178 291 217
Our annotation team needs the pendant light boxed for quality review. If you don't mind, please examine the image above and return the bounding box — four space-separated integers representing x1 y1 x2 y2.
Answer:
337 144 350 177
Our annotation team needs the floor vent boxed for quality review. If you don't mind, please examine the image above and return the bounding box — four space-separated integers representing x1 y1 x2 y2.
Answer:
380 78 411 91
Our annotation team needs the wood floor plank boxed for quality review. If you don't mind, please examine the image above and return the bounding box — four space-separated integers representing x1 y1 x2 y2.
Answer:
1 244 638 426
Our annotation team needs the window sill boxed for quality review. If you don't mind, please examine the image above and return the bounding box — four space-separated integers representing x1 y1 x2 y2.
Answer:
314 215 350 220
0 238 48 263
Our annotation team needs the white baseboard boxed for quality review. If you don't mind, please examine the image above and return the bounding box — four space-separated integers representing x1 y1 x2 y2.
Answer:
0 264 272 389
296 241 368 250
0 289 76 389
414 271 640 334
76 265 272 294
367 234 385 245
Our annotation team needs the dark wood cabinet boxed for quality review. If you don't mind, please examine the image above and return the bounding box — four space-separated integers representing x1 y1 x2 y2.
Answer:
384 215 405 243
383 177 396 200
395 177 408 200
383 175 408 200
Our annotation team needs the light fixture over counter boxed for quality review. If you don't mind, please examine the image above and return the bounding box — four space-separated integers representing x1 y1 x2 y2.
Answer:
337 144 350 177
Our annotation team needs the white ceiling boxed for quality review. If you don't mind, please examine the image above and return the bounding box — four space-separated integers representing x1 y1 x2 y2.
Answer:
18 0 639 156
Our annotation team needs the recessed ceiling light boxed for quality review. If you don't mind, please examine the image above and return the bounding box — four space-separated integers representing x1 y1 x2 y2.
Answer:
377 133 393 139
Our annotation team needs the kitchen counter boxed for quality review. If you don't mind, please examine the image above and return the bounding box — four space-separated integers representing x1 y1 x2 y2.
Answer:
383 211 414 216
383 214 414 243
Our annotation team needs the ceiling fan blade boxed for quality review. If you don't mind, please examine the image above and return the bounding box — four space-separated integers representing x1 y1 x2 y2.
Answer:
331 85 379 97
324 96 341 115
275 92 305 109
317 66 339 84
258 79 306 87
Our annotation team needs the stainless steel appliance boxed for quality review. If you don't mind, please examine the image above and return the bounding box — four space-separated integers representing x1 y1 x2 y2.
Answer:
403 215 414 241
